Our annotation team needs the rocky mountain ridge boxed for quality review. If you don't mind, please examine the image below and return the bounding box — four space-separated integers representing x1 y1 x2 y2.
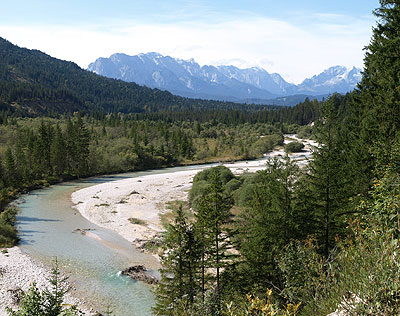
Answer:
88 52 362 104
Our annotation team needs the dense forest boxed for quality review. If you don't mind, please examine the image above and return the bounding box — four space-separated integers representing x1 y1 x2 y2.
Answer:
150 1 400 315
0 37 286 115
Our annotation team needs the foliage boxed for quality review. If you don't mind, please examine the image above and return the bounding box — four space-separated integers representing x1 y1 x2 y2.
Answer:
296 222 400 316
303 95 355 257
7 260 84 316
284 142 304 153
224 290 300 316
356 0 400 162
277 238 329 310
0 206 18 247
153 206 202 315
234 156 300 292
296 126 313 140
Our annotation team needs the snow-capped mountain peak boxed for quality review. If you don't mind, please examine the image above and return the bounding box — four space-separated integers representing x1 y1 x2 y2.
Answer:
87 53 362 103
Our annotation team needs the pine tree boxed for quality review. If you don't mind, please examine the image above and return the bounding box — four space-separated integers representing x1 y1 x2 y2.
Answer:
6 260 82 316
37 120 53 176
306 96 354 257
73 115 90 177
51 124 67 177
4 147 16 187
195 169 233 312
357 0 400 165
236 156 300 291
153 206 201 315
0 156 4 188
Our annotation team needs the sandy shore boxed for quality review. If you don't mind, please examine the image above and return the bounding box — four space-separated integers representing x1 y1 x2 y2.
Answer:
71 135 316 253
0 247 92 316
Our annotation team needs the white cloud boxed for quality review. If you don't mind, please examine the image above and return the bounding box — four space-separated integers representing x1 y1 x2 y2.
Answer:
0 15 373 83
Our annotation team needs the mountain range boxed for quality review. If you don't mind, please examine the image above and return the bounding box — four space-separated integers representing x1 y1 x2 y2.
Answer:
88 53 362 105
0 37 276 116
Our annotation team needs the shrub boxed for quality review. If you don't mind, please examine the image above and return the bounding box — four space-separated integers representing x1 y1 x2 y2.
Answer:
296 126 313 139
193 166 234 185
0 207 19 247
284 142 304 153
225 290 300 316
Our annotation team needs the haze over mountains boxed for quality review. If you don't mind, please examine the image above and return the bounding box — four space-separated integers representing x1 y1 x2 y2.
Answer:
88 53 362 105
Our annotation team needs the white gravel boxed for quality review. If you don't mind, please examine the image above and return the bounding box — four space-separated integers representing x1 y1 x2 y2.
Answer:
0 247 92 315
71 135 316 251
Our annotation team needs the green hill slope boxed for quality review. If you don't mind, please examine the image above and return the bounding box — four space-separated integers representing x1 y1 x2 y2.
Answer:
0 37 269 115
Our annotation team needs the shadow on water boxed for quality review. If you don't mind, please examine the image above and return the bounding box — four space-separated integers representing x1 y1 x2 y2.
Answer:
17 216 60 223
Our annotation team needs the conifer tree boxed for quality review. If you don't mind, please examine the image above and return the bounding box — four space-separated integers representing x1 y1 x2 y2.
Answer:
306 96 353 257
51 124 67 177
154 206 201 315
0 156 4 188
4 147 16 187
236 156 300 291
357 0 400 165
195 169 233 311
37 120 53 176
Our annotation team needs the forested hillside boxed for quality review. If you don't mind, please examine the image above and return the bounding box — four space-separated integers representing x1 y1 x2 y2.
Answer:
0 37 281 116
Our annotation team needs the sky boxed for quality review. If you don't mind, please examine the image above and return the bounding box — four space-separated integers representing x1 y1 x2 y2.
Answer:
0 0 379 83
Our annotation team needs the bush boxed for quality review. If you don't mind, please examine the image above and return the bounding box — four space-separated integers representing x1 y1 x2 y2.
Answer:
0 207 17 226
223 178 242 196
284 142 304 153
225 290 300 316
296 126 313 139
189 179 210 208
0 207 18 247
193 166 234 185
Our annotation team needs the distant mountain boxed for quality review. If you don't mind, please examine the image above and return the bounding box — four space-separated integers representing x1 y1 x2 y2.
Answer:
0 37 271 115
292 65 362 95
88 53 362 103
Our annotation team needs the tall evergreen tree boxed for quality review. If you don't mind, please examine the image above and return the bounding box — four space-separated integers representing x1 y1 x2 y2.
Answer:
195 170 233 312
306 96 354 257
37 120 53 176
357 0 400 165
51 124 67 177
236 156 300 291
154 206 201 315
0 156 4 188
4 147 16 187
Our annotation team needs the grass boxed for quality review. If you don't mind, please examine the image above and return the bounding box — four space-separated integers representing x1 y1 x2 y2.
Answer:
128 217 147 226
141 238 162 253
95 203 110 207
160 200 194 228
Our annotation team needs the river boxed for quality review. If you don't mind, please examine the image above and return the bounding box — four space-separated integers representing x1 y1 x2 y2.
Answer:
14 138 314 315
15 166 216 315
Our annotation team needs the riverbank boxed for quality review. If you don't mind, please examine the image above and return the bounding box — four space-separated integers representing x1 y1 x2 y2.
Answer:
71 135 316 259
0 247 92 316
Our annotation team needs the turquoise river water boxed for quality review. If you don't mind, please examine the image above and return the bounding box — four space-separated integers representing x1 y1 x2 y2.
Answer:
14 152 311 315
15 166 212 316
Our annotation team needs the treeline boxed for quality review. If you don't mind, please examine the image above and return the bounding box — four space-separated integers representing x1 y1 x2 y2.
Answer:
114 96 320 127
0 114 288 221
0 37 281 115
153 1 400 314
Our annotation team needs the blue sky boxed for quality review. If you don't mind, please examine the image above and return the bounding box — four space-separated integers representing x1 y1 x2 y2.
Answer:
0 0 379 83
